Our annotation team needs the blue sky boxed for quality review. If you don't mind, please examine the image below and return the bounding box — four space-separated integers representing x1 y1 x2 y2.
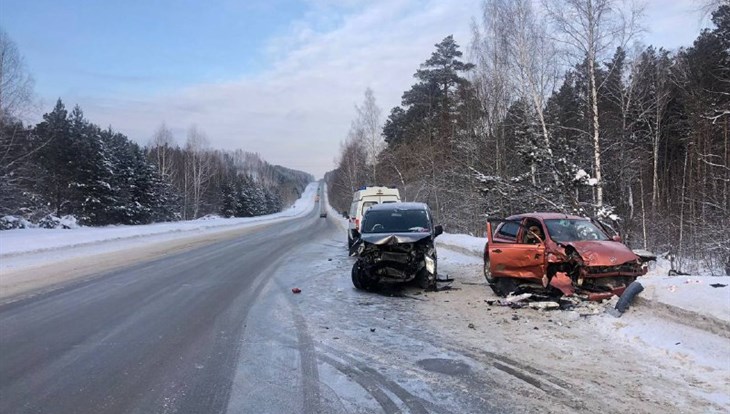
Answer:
0 0 713 178
1 0 310 97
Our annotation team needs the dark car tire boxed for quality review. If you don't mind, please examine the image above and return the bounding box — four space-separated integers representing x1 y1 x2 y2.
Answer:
492 277 519 297
416 268 436 290
615 281 644 313
352 262 364 290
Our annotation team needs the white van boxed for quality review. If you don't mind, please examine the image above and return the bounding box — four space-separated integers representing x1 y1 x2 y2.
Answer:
347 186 401 247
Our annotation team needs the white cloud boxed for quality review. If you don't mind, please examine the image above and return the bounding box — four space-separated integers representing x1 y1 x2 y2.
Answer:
67 0 706 179
640 0 711 50
70 0 479 179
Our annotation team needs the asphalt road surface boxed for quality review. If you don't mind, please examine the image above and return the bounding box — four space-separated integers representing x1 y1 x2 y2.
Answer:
3 200 720 413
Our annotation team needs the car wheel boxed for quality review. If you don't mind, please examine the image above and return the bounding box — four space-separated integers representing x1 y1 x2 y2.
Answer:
493 277 519 297
416 268 436 290
351 262 363 289
483 253 496 285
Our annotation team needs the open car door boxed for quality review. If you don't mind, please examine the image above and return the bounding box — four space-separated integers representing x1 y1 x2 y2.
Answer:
486 220 547 285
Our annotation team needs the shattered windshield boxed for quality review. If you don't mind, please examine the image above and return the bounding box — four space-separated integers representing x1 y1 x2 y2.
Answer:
544 219 609 242
361 209 430 233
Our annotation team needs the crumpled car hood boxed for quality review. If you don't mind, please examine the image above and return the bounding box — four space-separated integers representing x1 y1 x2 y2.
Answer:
360 232 431 245
565 240 639 266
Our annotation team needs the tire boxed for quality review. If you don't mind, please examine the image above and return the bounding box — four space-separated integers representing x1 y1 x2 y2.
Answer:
615 281 644 313
483 252 496 285
352 262 364 290
493 277 519 297
416 268 436 290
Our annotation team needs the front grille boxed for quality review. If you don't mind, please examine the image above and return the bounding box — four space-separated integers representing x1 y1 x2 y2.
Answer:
381 251 410 263
587 262 641 275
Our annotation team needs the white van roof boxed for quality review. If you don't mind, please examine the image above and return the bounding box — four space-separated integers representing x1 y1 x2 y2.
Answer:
352 186 400 200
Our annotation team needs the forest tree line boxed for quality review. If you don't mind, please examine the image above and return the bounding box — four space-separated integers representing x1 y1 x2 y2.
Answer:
326 1 729 272
0 97 312 227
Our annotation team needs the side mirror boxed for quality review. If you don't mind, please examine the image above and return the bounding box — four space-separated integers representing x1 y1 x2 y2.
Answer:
611 235 622 242
434 225 443 237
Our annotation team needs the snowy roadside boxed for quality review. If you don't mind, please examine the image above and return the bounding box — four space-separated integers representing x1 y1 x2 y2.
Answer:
0 183 318 300
0 182 318 262
427 249 730 412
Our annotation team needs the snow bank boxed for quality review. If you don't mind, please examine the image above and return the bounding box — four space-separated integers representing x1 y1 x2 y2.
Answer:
436 233 486 257
0 182 318 257
639 274 730 323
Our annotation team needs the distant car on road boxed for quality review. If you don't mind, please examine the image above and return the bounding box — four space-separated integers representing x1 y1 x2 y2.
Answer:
483 212 655 299
350 202 443 290
320 211 327 218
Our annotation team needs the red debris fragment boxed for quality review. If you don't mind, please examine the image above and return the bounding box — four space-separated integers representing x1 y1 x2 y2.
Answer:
587 292 613 302
291 287 302 294
549 272 574 296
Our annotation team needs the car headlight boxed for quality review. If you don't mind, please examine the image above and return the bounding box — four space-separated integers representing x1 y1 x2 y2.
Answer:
424 255 435 274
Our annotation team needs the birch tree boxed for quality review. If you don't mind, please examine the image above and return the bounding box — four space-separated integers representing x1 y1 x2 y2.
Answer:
184 125 212 219
0 29 34 122
544 0 643 207
355 88 382 182
470 1 511 179
504 0 562 187
149 122 176 181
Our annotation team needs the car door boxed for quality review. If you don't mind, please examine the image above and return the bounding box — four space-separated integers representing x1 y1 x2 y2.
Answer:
486 220 546 283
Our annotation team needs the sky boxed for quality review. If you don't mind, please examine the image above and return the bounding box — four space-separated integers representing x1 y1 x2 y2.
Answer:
0 0 715 178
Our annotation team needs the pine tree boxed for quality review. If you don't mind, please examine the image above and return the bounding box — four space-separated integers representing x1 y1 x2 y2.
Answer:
33 99 73 216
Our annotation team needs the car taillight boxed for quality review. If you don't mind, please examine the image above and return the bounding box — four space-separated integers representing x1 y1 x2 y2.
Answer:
355 218 360 229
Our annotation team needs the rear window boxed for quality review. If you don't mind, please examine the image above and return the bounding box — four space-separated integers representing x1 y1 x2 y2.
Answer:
361 201 377 216
496 222 519 239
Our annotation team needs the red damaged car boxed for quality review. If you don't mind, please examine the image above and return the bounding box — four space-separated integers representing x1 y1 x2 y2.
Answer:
483 213 655 300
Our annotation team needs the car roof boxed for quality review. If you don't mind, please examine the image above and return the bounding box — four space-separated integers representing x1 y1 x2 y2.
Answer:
367 202 429 212
506 212 588 221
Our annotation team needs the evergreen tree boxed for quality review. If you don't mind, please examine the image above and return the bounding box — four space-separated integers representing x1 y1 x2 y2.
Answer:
33 99 73 216
67 106 117 225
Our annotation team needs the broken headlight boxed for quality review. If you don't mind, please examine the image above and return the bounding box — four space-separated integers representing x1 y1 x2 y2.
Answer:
424 255 435 274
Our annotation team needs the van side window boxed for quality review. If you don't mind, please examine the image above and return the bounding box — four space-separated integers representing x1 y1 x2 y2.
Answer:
496 222 519 241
